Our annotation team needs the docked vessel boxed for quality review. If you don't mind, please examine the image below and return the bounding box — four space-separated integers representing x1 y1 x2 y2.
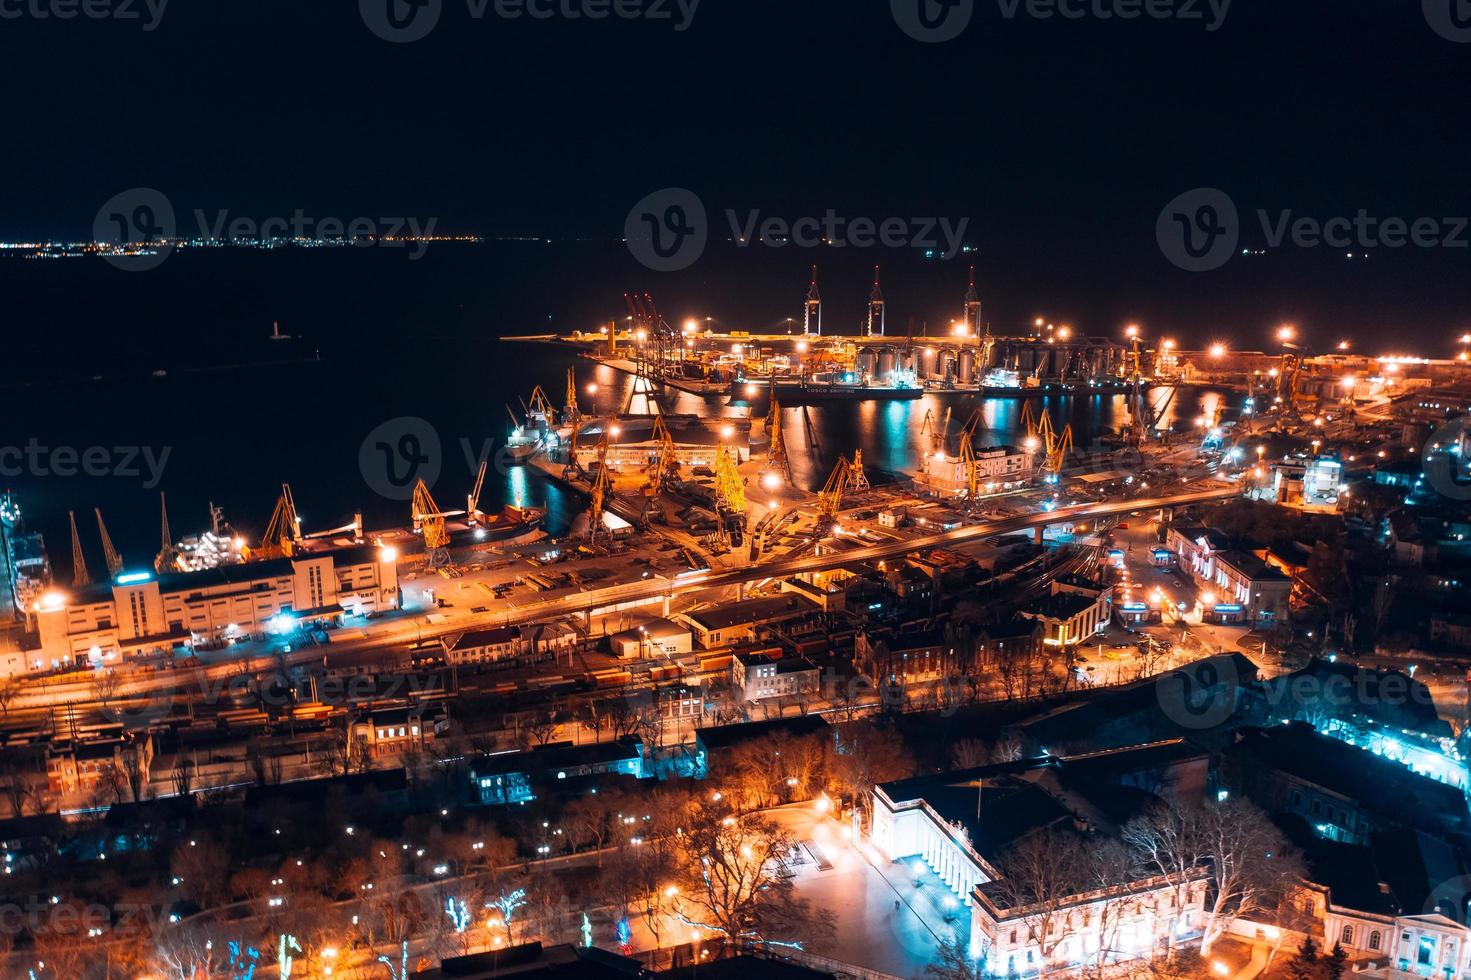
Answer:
771 373 924 402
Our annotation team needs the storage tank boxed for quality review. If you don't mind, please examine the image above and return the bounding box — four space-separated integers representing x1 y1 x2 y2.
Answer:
958 350 975 384
937 350 956 381
876 349 896 380
855 348 878 378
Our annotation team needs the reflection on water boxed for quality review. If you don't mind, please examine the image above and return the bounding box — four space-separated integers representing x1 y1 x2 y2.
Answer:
573 361 1239 488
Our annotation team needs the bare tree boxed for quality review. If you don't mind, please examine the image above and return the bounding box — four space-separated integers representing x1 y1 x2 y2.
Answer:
0 677 19 717
1121 796 1303 956
675 798 833 950
989 829 1096 975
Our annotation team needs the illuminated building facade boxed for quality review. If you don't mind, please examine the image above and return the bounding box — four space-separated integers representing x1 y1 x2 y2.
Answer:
872 741 1212 974
28 545 399 672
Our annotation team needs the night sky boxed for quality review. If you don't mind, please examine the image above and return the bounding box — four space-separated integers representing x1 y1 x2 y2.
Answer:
2 1 1470 346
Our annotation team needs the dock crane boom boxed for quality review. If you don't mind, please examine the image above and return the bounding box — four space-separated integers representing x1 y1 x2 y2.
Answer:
587 423 613 544
95 508 123 577
69 511 91 586
412 479 450 551
155 492 181 572
253 484 302 560
818 455 854 525
466 460 488 525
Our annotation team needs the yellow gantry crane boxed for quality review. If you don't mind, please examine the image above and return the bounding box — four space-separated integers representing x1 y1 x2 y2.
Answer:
849 449 871 492
95 508 123 577
412 478 450 551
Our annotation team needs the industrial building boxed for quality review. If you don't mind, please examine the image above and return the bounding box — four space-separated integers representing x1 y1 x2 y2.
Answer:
26 544 399 672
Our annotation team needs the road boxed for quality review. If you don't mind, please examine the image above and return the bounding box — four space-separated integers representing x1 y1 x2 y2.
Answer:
7 483 1240 713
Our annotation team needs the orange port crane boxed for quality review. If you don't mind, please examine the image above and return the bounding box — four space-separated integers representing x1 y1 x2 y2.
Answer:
95 508 123 577
587 423 613 544
466 460 488 525
250 484 302 560
69 511 90 586
765 396 792 484
412 478 450 551
818 455 855 525
155 492 182 572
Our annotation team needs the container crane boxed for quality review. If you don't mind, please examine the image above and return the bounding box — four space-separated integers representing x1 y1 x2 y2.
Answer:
95 508 123 577
412 479 450 551
69 511 91 586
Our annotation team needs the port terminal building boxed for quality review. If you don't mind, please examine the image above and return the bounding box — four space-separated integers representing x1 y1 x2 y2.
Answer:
25 544 399 673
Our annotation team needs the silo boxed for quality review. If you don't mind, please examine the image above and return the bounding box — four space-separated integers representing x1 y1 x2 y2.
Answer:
958 349 975 384
877 349 896 380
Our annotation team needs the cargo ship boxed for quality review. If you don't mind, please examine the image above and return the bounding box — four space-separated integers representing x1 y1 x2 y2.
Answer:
769 372 924 402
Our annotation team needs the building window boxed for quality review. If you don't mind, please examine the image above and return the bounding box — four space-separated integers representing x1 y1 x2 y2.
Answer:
1341 925 1353 946
1369 931 1381 951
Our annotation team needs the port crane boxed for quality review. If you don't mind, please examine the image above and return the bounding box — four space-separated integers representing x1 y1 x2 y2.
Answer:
69 512 91 586
713 446 747 548
643 415 678 497
817 454 862 527
564 367 581 424
466 460 488 525
155 493 182 572
764 397 792 485
849 449 872 492
586 423 613 545
411 479 450 551
95 508 124 577
250 484 302 560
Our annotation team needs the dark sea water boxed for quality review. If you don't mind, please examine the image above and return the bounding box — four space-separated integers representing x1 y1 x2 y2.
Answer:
1 244 1239 578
